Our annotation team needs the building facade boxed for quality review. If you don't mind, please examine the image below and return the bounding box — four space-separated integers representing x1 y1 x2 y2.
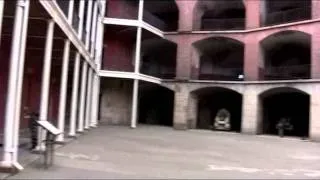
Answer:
100 0 320 142
1 0 320 172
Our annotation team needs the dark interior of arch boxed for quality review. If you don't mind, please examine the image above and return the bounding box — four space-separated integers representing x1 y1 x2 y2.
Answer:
196 88 242 132
195 37 244 81
262 90 309 138
143 0 179 31
138 82 174 126
263 0 311 26
141 38 177 79
200 0 245 30
261 31 311 80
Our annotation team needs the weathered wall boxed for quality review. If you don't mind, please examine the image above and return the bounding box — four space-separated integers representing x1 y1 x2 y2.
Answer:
100 79 132 125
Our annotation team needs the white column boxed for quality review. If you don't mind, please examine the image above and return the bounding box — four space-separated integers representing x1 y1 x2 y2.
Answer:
0 0 5 45
84 68 93 129
12 0 30 164
85 0 93 49
130 79 139 128
90 1 98 57
77 61 88 132
90 74 100 127
77 0 85 38
37 20 55 151
56 40 70 142
67 0 74 24
69 53 81 137
2 0 26 167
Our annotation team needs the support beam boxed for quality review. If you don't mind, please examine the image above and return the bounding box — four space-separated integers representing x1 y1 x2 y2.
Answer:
85 0 93 49
37 20 55 151
84 68 93 129
67 0 74 24
90 74 100 127
2 0 26 168
69 53 81 137
77 62 88 132
0 0 5 45
12 0 30 163
56 40 70 142
241 87 261 134
77 0 85 38
91 1 98 57
130 79 139 128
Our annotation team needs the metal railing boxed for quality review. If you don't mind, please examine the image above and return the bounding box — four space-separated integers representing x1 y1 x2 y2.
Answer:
201 18 245 31
199 67 244 81
263 64 310 80
264 7 311 26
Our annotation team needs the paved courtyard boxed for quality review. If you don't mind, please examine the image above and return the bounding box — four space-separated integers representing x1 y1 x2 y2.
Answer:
8 125 320 179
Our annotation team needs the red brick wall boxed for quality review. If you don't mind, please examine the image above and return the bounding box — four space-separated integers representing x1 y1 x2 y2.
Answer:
245 0 260 29
176 0 197 32
106 0 138 19
103 33 135 72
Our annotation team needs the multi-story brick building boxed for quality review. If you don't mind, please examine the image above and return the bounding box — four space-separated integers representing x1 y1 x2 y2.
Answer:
1 0 320 173
100 0 320 142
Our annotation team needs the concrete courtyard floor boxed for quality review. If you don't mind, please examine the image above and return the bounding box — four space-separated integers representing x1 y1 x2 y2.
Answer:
8 125 320 179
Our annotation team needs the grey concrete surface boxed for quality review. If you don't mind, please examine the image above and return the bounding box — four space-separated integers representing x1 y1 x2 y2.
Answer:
8 125 320 179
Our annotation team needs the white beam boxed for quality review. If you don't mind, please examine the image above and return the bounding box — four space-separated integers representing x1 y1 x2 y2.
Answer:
0 0 5 45
130 79 139 128
91 1 98 57
84 68 93 129
69 53 81 137
99 70 137 79
77 62 88 132
2 1 24 165
12 0 30 163
37 20 55 151
103 18 139 27
56 40 70 142
91 74 100 127
67 0 74 24
85 0 93 49
77 0 85 38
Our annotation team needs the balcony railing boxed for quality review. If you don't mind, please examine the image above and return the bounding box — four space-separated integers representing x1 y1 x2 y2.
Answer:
263 64 310 80
199 67 243 81
264 7 311 26
201 18 245 31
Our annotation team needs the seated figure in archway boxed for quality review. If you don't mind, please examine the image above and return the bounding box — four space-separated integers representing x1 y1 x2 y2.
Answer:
213 108 231 131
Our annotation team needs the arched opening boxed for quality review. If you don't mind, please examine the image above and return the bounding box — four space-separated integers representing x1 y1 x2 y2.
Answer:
260 87 310 138
260 31 311 80
138 82 174 126
261 0 311 26
193 0 246 31
141 38 177 79
194 37 244 81
193 87 242 132
143 0 179 31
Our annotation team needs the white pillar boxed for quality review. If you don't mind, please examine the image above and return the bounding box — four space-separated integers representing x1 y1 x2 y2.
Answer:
130 79 139 128
69 53 81 137
85 0 93 49
84 68 93 129
37 20 55 151
12 0 30 163
56 40 70 142
77 62 88 132
2 0 26 167
90 1 98 57
0 0 5 45
67 0 74 24
77 0 85 38
2 0 24 167
90 74 100 127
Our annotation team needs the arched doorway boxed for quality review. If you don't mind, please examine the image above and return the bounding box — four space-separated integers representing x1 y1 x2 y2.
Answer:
192 87 242 132
193 0 246 31
141 38 177 79
260 87 310 138
138 82 174 126
260 31 311 80
261 0 311 26
193 37 244 81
